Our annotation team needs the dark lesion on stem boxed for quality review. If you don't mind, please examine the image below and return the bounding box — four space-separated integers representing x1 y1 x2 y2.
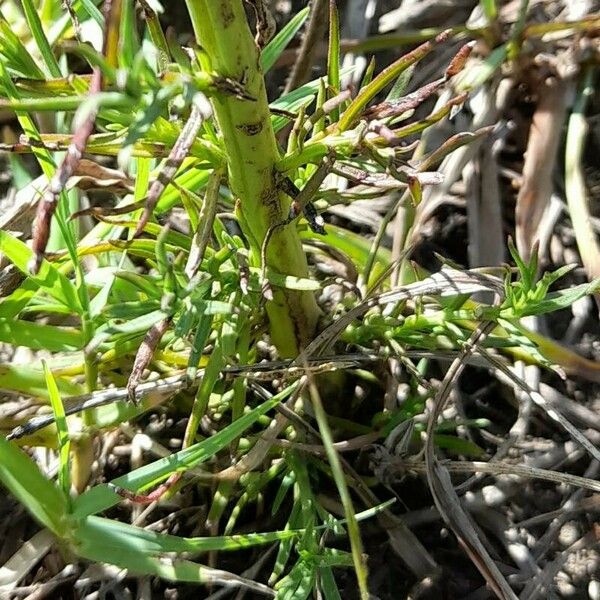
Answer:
259 152 334 299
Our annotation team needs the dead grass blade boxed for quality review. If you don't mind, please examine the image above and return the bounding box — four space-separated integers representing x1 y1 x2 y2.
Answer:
0 529 55 593
363 77 446 120
480 347 600 464
7 356 370 440
423 320 518 600
393 78 512 282
184 169 223 278
516 495 600 529
515 75 573 261
66 159 134 194
6 371 197 441
126 317 172 402
465 126 505 267
520 529 600 600
283 0 329 93
246 0 276 47
0 162 131 250
387 460 600 494
28 0 127 272
565 67 600 298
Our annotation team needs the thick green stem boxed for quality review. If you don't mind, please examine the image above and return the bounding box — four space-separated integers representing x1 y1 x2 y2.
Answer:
185 0 319 355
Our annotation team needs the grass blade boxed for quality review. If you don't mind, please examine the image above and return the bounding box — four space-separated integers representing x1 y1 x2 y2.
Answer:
261 6 309 72
307 378 369 599
20 0 62 78
74 525 274 593
0 319 83 351
75 514 303 554
72 381 300 518
480 0 498 21
0 436 67 535
327 0 340 93
0 363 83 399
43 360 72 500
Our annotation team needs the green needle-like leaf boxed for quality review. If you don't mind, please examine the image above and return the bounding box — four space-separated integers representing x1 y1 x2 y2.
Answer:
261 7 309 72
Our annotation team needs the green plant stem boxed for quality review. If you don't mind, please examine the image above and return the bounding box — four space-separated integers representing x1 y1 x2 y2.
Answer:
185 0 319 355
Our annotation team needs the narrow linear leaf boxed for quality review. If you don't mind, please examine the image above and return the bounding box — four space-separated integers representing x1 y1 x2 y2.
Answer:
337 30 451 131
320 566 342 600
505 280 600 317
72 382 300 518
75 514 303 555
43 361 71 499
385 64 414 102
20 0 62 78
261 6 310 72
0 363 83 399
327 0 340 96
0 319 83 351
308 380 369 599
455 45 507 92
480 0 498 20
75 533 272 593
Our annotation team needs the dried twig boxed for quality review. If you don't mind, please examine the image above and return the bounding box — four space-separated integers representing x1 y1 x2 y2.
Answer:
126 317 172 402
423 320 519 600
6 354 380 440
134 96 212 237
515 75 573 260
480 347 600 464
28 68 102 274
565 67 600 302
